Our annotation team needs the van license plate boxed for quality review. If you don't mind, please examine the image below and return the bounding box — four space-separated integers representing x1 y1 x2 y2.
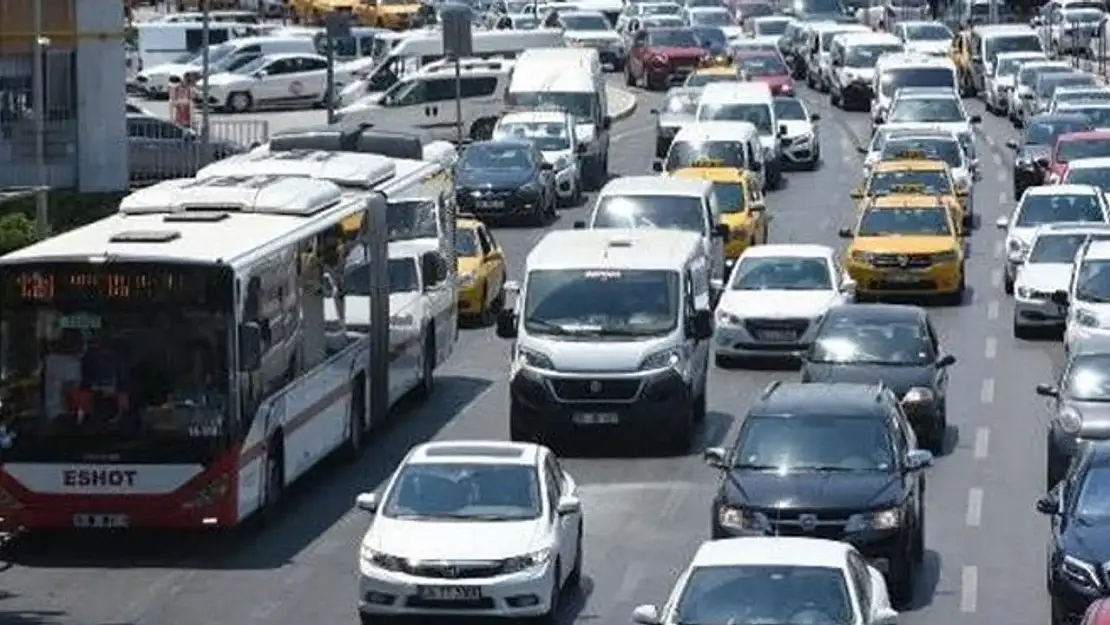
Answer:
476 200 504 209
73 514 129 528
757 330 795 342
573 412 620 425
417 586 483 600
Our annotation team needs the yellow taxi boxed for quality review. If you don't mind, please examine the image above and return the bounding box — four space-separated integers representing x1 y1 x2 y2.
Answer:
682 57 741 88
851 157 969 233
374 0 424 30
839 195 966 304
670 165 769 270
456 216 507 324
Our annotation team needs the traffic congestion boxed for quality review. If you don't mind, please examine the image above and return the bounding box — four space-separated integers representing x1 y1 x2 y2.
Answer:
7 0 1110 624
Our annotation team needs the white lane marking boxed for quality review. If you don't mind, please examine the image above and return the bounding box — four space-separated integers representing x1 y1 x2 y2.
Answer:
981 378 995 404
966 488 983 527
993 240 1003 258
991 269 1003 288
974 427 990 459
988 300 999 320
961 566 979 613
997 191 1007 206
992 153 1003 167
996 171 1006 184
984 336 997 359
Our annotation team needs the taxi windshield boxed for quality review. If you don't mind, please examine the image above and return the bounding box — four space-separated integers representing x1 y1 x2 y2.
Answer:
710 182 746 213
867 170 952 195
454 228 480 257
1057 138 1110 163
664 140 748 171
856 207 951 236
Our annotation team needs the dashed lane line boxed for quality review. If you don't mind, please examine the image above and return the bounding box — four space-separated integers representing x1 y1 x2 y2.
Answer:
961 566 979 613
966 488 983 527
987 300 999 320
980 378 995 404
984 337 997 360
974 427 990 459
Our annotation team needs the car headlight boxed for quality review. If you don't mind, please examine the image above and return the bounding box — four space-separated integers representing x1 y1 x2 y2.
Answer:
1077 309 1102 328
794 131 814 144
517 346 554 369
846 507 901 531
641 346 682 370
517 184 541 198
718 506 771 533
459 272 477 288
1007 239 1028 261
903 387 935 404
361 547 407 572
1061 554 1101 589
502 547 552 574
1056 406 1083 435
933 250 959 263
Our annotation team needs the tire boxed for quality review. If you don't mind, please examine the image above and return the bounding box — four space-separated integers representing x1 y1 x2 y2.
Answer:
888 556 916 609
926 410 946 454
414 329 435 401
663 406 694 455
1004 273 1014 295
1013 320 1030 340
226 91 252 113
509 404 534 442
624 66 635 87
567 530 583 587
479 285 495 326
260 442 284 526
342 376 366 462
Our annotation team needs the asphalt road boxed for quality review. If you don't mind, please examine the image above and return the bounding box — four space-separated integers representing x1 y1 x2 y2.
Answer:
0 77 1051 625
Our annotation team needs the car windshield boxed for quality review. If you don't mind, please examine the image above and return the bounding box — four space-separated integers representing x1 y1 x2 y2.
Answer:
1066 355 1110 401
645 16 687 27
512 15 539 28
810 317 932 365
345 257 420 295
774 97 807 120
1076 466 1110 519
1056 91 1110 105
692 26 728 48
1064 7 1104 21
1057 138 1110 162
643 3 682 14
730 256 831 290
709 182 746 213
506 91 594 118
382 463 541 521
685 73 739 87
738 55 788 76
698 102 774 134
1077 259 1110 303
867 170 952 195
675 565 853 625
1028 233 1095 263
1065 106 1110 128
592 195 706 232
985 34 1041 63
1027 119 1093 145
880 67 955 97
734 415 895 472
881 138 963 168
857 207 952 236
741 2 775 17
1039 75 1097 98
845 44 902 68
665 139 748 170
662 92 700 115
1017 194 1105 226
888 97 964 123
691 10 731 25
755 19 790 35
905 23 951 40
647 28 700 47
1019 65 1071 88
523 268 680 336
460 144 534 170
493 121 571 151
454 228 480 257
232 55 269 74
997 55 1041 76
562 13 611 29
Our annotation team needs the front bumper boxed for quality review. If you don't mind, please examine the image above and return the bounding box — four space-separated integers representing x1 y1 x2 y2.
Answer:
457 189 542 219
839 80 872 105
358 558 556 618
714 316 818 358
647 64 696 87
509 366 693 437
457 282 484 316
1014 294 1066 328
846 261 963 296
655 126 680 158
714 514 905 568
1049 558 1104 624
781 135 818 164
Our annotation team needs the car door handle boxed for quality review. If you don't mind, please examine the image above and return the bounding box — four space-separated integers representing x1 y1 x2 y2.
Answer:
424 106 438 116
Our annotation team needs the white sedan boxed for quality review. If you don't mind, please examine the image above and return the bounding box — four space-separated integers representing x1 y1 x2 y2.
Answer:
355 440 583 623
204 52 348 113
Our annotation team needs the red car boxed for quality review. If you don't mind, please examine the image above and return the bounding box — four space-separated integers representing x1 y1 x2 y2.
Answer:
1047 131 1110 184
626 27 708 91
1077 597 1110 625
734 51 795 96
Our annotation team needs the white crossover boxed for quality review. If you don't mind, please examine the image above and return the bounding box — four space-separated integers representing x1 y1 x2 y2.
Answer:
494 110 582 206
355 440 584 622
630 537 898 625
1013 224 1110 338
893 20 952 56
984 52 1047 116
714 244 851 364
1065 240 1110 354
774 96 821 169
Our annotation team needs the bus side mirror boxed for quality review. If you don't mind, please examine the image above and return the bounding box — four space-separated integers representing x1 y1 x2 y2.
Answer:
239 322 264 371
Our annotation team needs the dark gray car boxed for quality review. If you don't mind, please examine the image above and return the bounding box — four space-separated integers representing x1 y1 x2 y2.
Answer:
650 86 700 158
1037 348 1110 489
127 113 242 183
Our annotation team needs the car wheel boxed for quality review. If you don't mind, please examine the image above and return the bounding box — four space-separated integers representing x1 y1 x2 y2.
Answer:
226 91 252 113
479 285 495 326
567 530 583 587
1013 319 1031 340
1004 273 1014 295
414 330 435 401
625 65 635 87
888 555 916 609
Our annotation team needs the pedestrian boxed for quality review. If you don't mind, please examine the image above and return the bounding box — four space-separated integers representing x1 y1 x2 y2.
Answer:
168 74 194 128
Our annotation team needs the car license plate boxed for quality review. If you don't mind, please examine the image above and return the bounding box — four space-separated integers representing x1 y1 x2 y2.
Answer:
573 412 620 425
417 586 483 601
756 330 795 342
475 200 504 209
885 272 918 283
73 514 129 528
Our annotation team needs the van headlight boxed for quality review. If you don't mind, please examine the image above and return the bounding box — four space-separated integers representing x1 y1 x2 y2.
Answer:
640 347 682 370
718 506 771 532
517 346 554 369
1077 309 1102 328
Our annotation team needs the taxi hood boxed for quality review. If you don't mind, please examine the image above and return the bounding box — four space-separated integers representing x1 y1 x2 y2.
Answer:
850 236 958 254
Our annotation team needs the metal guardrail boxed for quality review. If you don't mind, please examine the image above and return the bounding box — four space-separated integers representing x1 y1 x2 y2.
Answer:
129 118 269 186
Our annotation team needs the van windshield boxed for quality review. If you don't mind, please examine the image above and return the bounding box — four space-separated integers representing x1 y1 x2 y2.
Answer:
523 269 680 338
507 91 595 119
592 195 706 232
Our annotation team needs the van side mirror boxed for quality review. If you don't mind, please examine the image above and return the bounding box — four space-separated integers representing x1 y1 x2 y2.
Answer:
239 322 263 371
778 124 788 137
703 446 727 468
495 308 518 339
1052 290 1070 306
687 309 713 340
602 116 612 130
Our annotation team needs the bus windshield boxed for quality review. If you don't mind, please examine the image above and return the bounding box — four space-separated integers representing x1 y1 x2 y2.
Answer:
0 263 234 462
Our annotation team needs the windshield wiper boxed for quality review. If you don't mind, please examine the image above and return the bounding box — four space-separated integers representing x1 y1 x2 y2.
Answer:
524 317 572 335
732 462 781 470
792 465 865 472
1077 293 1110 303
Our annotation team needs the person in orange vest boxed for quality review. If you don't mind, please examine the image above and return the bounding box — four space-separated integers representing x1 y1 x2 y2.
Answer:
168 74 194 127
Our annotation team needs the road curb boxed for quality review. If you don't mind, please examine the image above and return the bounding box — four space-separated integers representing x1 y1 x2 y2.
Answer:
606 86 639 122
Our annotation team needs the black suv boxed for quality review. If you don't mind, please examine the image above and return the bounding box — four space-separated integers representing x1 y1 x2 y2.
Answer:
705 381 934 608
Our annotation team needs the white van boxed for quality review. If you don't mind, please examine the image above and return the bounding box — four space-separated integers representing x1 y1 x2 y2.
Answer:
828 31 903 111
134 21 263 70
870 52 958 124
578 175 729 288
654 121 765 187
312 27 390 62
337 29 565 106
493 228 714 451
507 47 610 190
135 35 316 97
695 81 785 189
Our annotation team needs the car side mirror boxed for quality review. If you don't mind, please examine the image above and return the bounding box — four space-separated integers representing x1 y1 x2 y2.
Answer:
856 145 869 154
687 309 713 340
872 607 898 625
850 187 864 199
1037 493 1060 514
1052 289 1070 306
937 354 956 367
254 70 268 79
1036 383 1060 398
838 227 854 238
777 124 788 137
355 492 379 512
1036 156 1050 168
994 216 1009 229
840 277 857 293
904 448 934 472
602 116 612 130
713 223 730 239
810 112 821 121
540 162 554 170
238 322 263 371
573 220 586 229
632 604 662 625
556 494 581 515
703 446 727 468
652 160 664 172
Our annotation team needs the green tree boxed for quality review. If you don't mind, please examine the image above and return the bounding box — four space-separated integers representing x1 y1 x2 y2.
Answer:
0 213 38 255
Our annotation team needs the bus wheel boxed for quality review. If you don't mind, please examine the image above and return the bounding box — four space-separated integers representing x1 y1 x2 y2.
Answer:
415 329 435 401
343 376 366 462
260 441 285 525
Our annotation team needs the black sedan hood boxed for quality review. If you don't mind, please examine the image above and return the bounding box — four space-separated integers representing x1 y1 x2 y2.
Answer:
456 167 535 190
801 362 933 397
1062 518 1110 562
722 470 902 511
1018 144 1051 164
